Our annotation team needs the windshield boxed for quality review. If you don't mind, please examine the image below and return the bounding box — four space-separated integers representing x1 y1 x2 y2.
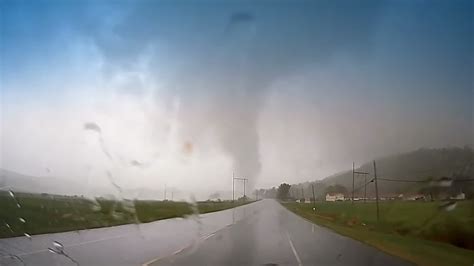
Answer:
1 1 473 266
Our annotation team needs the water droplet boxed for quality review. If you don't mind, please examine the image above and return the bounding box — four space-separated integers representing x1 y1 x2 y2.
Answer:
49 241 79 265
439 201 457 212
122 200 136 214
4 222 14 232
48 247 59 254
431 177 453 187
53 241 64 251
445 203 456 211
130 160 144 167
8 190 22 208
4 254 25 265
111 212 124 220
19 217 26 223
89 199 101 212
83 122 101 133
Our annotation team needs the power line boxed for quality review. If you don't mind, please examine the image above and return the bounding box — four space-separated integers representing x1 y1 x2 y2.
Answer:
377 178 474 183
233 176 248 201
451 178 474 182
353 178 375 193
377 178 428 183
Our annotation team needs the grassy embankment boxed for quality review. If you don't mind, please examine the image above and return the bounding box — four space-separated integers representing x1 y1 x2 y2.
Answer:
283 201 474 266
0 191 251 238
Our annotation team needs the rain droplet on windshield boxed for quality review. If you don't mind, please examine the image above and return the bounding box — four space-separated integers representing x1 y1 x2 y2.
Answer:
89 199 102 212
53 241 64 251
1 254 25 266
8 190 22 208
83 122 101 133
439 201 457 212
4 222 14 232
49 241 79 265
48 248 59 254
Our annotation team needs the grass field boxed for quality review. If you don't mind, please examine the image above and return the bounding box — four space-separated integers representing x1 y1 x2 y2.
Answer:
283 200 474 266
0 191 251 238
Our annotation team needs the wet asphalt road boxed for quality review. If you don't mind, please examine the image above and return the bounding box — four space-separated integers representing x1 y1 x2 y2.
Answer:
0 202 255 266
0 199 411 266
153 200 410 266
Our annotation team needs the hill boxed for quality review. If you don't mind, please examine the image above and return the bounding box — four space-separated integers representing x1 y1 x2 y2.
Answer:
0 169 160 199
285 146 474 199
0 169 86 195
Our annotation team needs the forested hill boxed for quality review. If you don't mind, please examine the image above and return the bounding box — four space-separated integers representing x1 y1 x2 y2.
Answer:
283 146 474 199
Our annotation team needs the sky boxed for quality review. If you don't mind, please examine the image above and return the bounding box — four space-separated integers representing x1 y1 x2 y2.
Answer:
0 0 472 199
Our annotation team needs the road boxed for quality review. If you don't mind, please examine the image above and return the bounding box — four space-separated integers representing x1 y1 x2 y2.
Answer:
0 200 411 266
153 200 410 266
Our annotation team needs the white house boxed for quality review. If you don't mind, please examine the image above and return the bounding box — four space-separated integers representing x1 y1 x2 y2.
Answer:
325 193 345 202
406 194 426 201
450 192 466 200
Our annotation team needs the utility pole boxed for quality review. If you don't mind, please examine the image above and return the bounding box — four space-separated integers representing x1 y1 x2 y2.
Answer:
364 174 367 203
233 177 248 201
311 184 316 210
352 162 355 204
301 187 304 200
232 172 235 203
373 160 380 222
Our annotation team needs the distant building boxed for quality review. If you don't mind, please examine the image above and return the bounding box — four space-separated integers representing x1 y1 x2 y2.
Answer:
380 194 402 201
450 192 466 200
406 194 426 201
325 193 345 202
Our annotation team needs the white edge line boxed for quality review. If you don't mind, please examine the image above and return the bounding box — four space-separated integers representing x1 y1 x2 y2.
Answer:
172 248 184 255
203 233 215 240
286 231 302 266
142 256 160 266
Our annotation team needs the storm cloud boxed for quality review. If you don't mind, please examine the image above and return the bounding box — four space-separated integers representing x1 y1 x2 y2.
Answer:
1 0 472 196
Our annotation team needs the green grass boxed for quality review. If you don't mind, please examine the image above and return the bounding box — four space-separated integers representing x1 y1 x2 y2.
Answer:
0 192 251 238
283 201 474 266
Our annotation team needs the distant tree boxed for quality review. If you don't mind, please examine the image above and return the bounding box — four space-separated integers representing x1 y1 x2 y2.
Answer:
277 183 291 200
264 187 277 198
208 192 221 200
238 195 249 202
252 189 266 200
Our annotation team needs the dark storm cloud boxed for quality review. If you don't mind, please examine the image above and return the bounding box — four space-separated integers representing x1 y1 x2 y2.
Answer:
84 1 384 187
